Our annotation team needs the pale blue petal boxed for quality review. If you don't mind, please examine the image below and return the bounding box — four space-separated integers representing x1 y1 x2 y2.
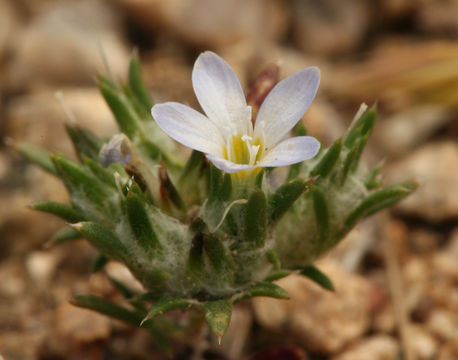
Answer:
257 136 320 167
206 154 255 173
254 67 320 147
152 102 224 156
192 51 251 135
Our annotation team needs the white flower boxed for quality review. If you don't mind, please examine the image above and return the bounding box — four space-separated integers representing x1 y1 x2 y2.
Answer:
151 51 320 174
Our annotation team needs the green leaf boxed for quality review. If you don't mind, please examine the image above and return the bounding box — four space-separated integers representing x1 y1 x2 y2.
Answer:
310 138 342 179
128 57 153 113
91 254 109 273
51 153 110 207
266 250 281 269
52 226 83 245
208 165 232 202
144 297 193 323
295 121 307 136
31 201 85 223
99 79 140 138
340 146 358 183
83 157 117 188
203 299 232 338
17 142 56 175
187 232 204 280
73 221 128 261
70 294 143 326
344 106 376 148
239 281 290 300
344 181 417 230
365 161 384 190
126 192 161 254
268 178 309 223
108 276 134 299
203 234 232 272
300 265 335 291
263 270 291 282
243 190 267 247
311 187 329 252
65 124 102 161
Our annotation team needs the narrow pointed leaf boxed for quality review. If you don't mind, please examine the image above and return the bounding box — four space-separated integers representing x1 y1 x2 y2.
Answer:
365 161 384 190
108 276 134 299
203 299 232 338
344 107 376 148
65 124 102 161
31 201 85 223
17 142 56 175
73 222 128 261
264 270 291 282
203 234 232 272
159 163 185 211
70 294 143 326
350 133 370 172
239 281 290 301
128 57 153 113
126 193 161 254
92 254 109 273
344 181 417 230
99 80 140 138
243 190 267 247
268 178 309 223
208 165 232 203
84 157 117 188
187 232 204 279
145 297 193 321
179 150 204 184
52 226 83 245
122 84 149 119
340 146 358 183
266 250 281 269
51 153 110 206
310 138 342 178
300 265 335 291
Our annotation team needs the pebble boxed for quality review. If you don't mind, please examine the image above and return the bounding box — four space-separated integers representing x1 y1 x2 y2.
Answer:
253 260 371 354
387 142 458 222
331 335 399 360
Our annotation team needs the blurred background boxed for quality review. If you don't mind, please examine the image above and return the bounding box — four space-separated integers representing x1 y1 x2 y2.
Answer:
0 0 457 359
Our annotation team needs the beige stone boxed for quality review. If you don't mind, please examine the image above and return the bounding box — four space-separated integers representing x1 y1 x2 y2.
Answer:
253 260 371 354
331 335 399 360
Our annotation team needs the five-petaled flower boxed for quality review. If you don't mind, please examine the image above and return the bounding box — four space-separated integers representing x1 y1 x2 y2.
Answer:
151 51 321 175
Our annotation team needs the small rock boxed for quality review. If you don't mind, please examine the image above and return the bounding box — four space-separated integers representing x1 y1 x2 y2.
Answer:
0 0 19 61
408 325 438 360
104 262 145 294
253 260 371 354
331 335 399 360
7 0 129 88
438 339 458 360
376 105 452 156
427 309 458 342
25 250 60 285
250 346 308 360
55 302 111 343
417 0 458 34
115 0 286 47
387 142 458 222
291 0 370 56
220 304 252 360
5 88 117 154
0 260 26 297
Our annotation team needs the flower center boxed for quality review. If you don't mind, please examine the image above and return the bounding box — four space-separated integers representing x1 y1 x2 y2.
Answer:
223 134 262 165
